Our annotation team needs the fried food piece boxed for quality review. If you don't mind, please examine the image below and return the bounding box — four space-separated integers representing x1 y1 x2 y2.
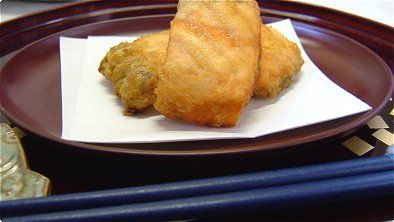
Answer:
153 0 261 127
253 24 304 98
99 23 303 116
101 23 303 110
98 30 169 113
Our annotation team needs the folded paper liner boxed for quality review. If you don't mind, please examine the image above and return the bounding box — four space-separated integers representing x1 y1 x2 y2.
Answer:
60 20 371 143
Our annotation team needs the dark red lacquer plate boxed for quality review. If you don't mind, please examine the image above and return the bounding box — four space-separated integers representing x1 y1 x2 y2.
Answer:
0 1 393 156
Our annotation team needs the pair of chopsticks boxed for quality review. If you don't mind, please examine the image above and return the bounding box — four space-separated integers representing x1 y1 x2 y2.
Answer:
2 155 393 221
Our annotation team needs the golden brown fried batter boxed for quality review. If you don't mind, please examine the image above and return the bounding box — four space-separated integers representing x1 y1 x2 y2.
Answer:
99 23 303 112
153 0 261 127
254 24 304 98
98 31 169 113
99 21 303 125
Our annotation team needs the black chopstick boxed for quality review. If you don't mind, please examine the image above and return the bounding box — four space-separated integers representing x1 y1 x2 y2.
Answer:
1 154 393 217
5 170 394 222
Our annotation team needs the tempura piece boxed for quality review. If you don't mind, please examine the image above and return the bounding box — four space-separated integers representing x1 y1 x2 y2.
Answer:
154 0 261 127
98 30 169 113
253 24 304 98
99 23 304 116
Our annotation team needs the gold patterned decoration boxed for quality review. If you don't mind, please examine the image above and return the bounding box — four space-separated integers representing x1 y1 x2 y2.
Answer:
342 136 374 156
366 116 389 129
372 129 394 146
343 97 393 156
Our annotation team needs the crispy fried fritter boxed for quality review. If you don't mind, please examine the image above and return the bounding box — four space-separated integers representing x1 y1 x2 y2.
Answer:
99 21 303 123
153 0 261 127
99 23 303 112
253 24 304 98
98 30 169 113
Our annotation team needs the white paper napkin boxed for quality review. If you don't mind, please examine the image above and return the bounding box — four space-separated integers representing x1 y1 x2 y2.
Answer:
60 19 371 143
